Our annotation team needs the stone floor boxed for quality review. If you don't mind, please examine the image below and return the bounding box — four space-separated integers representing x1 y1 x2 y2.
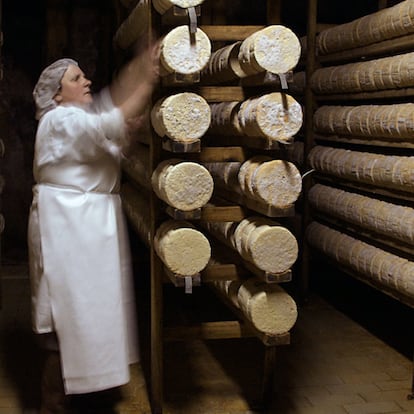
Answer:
0 260 413 414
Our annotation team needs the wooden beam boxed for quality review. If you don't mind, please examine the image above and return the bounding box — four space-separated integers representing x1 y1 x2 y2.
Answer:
199 25 264 41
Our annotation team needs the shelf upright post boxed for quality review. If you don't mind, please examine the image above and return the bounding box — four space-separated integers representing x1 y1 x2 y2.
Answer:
299 0 318 304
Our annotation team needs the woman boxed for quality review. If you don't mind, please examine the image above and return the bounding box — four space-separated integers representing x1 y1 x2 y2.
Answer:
28 41 159 413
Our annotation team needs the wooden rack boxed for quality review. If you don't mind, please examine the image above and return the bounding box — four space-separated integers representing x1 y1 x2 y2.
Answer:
115 1 303 412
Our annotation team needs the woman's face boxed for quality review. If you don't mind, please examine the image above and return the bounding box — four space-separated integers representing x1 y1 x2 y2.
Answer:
54 64 93 106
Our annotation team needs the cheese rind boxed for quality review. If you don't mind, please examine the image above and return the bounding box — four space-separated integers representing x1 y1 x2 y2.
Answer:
151 159 214 211
237 279 298 335
239 25 301 75
154 220 211 276
160 26 211 75
151 93 211 141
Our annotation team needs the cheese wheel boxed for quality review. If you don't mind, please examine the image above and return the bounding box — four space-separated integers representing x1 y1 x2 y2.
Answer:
237 279 298 335
238 25 301 75
204 161 242 193
203 41 247 82
247 159 302 207
160 26 211 75
245 219 298 273
152 0 204 14
232 216 298 273
209 101 243 135
154 220 211 276
238 155 272 194
238 93 303 142
151 159 214 211
151 92 211 141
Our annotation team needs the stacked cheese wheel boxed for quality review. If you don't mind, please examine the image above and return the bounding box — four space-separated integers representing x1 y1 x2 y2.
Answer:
209 92 303 143
204 156 302 208
238 25 301 76
311 52 414 94
314 103 414 139
317 1 414 55
308 145 414 192
238 156 302 207
212 278 298 335
151 92 211 142
307 221 414 298
202 25 301 82
154 220 211 276
152 0 204 14
309 183 414 245
160 25 211 76
202 41 246 83
209 101 242 136
151 159 214 211
206 216 298 274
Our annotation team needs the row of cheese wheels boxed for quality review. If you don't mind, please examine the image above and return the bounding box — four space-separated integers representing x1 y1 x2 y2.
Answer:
121 183 298 277
308 145 414 193
122 144 302 211
151 91 303 144
309 183 414 246
307 221 414 298
316 0 414 55
314 102 414 140
122 181 299 336
311 51 414 95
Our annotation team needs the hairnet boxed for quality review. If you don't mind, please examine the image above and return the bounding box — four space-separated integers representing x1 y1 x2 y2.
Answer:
33 58 79 120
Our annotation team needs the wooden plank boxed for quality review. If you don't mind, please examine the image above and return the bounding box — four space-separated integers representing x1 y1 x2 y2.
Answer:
195 86 246 102
201 262 249 282
243 262 293 284
300 0 319 303
163 321 255 341
261 347 277 409
200 204 247 222
316 87 414 102
161 137 201 153
213 187 295 218
199 146 247 163
199 25 264 41
314 133 414 149
206 134 284 150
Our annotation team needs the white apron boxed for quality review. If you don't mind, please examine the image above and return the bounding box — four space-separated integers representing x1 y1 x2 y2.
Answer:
28 90 139 394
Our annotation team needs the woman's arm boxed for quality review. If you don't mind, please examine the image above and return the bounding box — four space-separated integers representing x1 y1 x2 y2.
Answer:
110 38 160 120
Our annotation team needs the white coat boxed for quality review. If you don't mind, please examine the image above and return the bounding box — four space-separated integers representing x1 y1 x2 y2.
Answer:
27 89 139 394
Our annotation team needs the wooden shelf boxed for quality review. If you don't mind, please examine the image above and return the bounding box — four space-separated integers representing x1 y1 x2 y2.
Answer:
165 203 248 222
214 187 296 218
314 133 414 150
315 87 414 102
199 25 265 41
